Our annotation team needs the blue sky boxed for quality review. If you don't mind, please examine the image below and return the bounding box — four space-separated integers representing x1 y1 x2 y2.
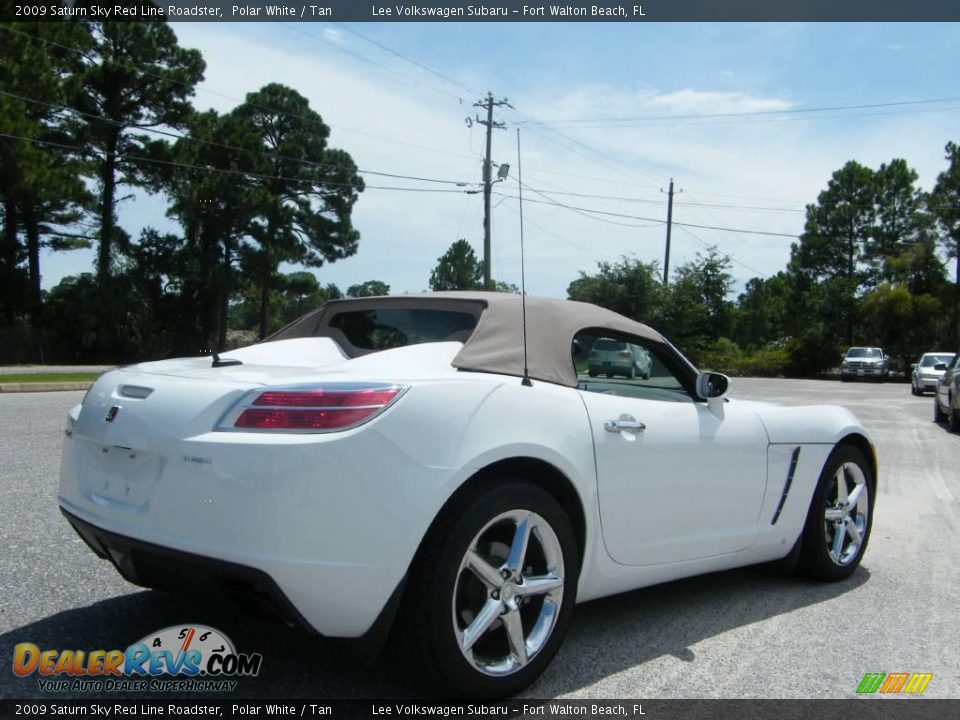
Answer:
41 21 960 297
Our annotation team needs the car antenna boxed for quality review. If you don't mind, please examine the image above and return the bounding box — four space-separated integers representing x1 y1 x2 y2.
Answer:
210 342 242 368
517 128 532 388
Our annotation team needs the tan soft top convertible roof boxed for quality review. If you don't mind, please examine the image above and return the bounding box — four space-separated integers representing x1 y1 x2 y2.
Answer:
277 291 666 388
440 292 664 387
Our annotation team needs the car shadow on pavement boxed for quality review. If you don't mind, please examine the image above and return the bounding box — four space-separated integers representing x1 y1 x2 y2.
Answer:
0 564 869 700
0 589 416 700
529 564 870 697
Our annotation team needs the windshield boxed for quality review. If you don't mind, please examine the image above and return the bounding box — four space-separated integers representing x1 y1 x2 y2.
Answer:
921 354 955 367
847 348 881 358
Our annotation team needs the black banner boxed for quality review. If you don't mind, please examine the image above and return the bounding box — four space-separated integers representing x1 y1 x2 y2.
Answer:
3 0 960 23
1 700 959 720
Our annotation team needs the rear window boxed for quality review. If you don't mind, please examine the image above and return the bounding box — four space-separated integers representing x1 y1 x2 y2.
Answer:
328 309 478 351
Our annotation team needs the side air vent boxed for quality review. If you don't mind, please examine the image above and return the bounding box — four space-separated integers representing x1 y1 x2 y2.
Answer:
771 446 801 525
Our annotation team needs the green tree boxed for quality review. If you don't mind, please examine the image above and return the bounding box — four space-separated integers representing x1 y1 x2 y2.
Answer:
859 283 943 363
229 271 340 333
347 280 391 297
792 161 877 344
429 239 483 291
871 160 931 281
234 83 363 338
733 272 792 350
657 248 733 362
566 255 661 323
159 110 266 349
930 141 960 346
0 21 91 320
72 12 205 279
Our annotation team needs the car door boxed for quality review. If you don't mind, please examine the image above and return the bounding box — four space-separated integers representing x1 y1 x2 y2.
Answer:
937 354 959 412
574 330 769 567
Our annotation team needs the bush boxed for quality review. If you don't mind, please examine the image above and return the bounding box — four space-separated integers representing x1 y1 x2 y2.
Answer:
739 346 790 377
699 337 791 377
698 337 743 374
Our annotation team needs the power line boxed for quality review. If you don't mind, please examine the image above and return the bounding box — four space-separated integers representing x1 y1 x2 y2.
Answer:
500 201 621 260
513 179 662 229
310 23 671 189
279 23 466 103
499 183 808 214
674 222 770 279
514 95 960 126
0 25 477 168
0 130 475 195
333 24 481 97
505 105 669 186
0 88 479 189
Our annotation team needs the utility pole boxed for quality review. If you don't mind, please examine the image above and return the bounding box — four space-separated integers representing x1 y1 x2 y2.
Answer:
471 92 511 290
661 178 682 285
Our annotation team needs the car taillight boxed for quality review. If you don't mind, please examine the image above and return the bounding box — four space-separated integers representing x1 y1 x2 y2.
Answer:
217 383 407 433
617 350 631 357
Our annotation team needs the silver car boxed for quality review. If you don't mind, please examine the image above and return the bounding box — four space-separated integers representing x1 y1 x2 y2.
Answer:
587 337 652 379
934 353 960 432
911 352 955 395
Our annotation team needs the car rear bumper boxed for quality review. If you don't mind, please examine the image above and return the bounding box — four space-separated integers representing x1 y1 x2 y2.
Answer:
58 395 454 638
589 362 632 374
62 508 314 630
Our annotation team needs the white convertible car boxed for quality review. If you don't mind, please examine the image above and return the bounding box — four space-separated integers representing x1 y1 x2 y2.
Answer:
59 293 876 696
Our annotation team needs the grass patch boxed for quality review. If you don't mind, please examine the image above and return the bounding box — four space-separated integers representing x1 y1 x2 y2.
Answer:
0 372 100 384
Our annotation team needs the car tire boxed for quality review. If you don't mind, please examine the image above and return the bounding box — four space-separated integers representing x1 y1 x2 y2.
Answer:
398 478 578 698
949 402 959 433
796 445 873 582
588 370 597 378
911 381 919 396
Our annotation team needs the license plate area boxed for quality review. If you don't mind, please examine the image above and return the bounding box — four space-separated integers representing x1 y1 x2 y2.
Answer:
77 439 162 508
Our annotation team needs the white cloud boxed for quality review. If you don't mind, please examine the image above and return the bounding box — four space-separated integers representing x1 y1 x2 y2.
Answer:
321 27 346 45
644 89 795 116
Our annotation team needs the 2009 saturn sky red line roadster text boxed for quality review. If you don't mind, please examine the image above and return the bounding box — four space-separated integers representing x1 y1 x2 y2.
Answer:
59 292 876 696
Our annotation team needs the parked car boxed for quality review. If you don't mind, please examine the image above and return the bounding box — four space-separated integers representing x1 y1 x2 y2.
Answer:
911 352 956 395
587 336 652 379
59 293 877 697
934 352 960 431
840 347 889 382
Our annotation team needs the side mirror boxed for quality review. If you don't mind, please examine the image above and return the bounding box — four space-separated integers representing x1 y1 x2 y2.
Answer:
696 371 729 400
934 363 948 371
884 354 890 361
910 363 917 369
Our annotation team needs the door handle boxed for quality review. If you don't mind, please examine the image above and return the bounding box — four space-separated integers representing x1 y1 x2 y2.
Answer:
604 418 646 433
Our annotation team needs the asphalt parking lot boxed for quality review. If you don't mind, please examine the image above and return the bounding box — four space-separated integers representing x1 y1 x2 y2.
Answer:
0 379 957 699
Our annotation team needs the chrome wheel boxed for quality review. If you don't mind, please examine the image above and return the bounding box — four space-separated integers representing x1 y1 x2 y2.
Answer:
822 462 869 566
452 510 565 677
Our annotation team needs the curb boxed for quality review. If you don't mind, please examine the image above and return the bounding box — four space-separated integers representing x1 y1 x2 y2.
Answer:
0 382 92 393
